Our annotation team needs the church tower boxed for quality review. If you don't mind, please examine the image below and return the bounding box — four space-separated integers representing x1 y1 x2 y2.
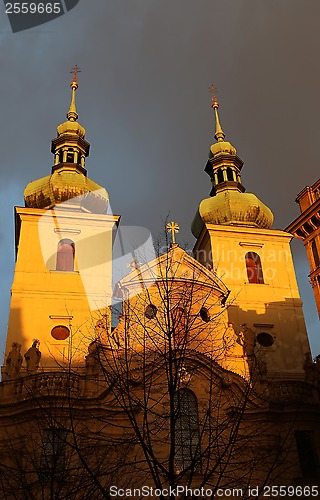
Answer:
192 89 311 377
4 69 120 371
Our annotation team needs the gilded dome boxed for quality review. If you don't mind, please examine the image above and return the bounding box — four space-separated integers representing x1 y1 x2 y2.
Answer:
210 140 236 157
57 119 85 138
192 189 274 238
24 167 109 214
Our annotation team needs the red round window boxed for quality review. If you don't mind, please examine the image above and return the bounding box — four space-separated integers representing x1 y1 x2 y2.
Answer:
51 325 70 341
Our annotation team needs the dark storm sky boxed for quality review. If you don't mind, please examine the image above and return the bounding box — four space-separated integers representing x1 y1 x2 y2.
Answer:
0 0 319 355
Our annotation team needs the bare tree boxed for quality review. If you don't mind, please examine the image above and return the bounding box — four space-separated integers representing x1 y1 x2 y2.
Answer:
0 242 311 499
71 243 297 498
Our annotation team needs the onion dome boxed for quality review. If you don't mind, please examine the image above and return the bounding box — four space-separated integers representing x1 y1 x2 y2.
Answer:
191 88 273 238
24 170 108 213
24 66 109 214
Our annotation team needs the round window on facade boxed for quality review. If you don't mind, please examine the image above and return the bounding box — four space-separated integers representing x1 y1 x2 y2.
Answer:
257 332 274 347
199 307 210 323
51 325 70 341
145 304 157 320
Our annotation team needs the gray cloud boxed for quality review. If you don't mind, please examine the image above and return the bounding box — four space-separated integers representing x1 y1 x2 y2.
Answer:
0 0 319 356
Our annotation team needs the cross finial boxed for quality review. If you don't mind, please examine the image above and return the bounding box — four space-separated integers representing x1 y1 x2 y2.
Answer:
209 83 219 109
209 83 225 142
128 257 140 270
166 221 180 245
70 65 81 83
67 66 80 119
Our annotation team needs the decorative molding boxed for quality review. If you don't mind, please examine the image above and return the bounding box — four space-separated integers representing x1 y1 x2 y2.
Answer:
254 323 274 329
49 315 73 320
54 228 81 234
239 242 264 248
50 270 79 274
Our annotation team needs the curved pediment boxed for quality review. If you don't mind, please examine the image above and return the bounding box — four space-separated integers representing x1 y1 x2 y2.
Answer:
114 245 229 302
96 348 265 411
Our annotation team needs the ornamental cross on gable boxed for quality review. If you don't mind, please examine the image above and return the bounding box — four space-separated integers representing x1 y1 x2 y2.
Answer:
166 221 180 245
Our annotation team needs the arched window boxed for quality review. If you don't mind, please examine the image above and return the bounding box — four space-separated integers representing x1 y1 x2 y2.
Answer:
226 167 234 181
312 240 320 268
174 389 200 472
66 148 74 163
245 252 264 284
40 428 67 481
56 239 75 272
217 169 224 184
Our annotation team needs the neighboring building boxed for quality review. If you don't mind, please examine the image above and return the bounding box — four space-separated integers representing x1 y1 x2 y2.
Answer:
286 179 320 318
0 80 319 498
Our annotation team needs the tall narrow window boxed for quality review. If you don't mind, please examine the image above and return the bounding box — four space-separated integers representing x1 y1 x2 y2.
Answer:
245 252 264 284
66 148 74 163
39 428 67 482
226 167 234 181
171 307 187 346
217 169 224 184
174 389 200 472
312 240 320 268
295 431 319 478
56 239 75 272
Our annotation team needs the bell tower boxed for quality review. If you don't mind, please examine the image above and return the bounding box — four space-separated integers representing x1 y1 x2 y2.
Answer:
4 70 120 372
192 89 310 377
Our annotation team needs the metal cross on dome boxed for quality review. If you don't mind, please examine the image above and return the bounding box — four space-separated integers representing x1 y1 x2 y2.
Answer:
209 83 219 108
70 65 81 83
166 221 180 245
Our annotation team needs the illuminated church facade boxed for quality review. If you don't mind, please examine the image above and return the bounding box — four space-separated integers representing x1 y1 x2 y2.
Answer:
0 75 319 497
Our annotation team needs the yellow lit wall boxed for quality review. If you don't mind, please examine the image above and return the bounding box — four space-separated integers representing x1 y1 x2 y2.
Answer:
6 206 119 369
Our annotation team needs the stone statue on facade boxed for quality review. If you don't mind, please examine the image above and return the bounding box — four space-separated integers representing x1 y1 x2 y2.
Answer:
223 323 242 356
95 316 108 343
95 313 124 348
238 324 257 376
5 343 23 379
24 340 41 373
239 324 256 357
